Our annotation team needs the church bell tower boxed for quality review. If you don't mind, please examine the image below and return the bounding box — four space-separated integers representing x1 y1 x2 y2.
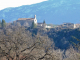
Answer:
34 15 37 25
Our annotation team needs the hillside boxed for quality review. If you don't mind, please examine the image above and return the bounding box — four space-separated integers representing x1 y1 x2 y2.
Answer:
27 27 80 50
0 25 80 60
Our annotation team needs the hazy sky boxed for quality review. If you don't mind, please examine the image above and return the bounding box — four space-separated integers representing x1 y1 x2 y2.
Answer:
0 0 47 10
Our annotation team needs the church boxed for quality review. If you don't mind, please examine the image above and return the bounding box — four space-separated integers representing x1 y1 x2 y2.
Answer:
16 15 37 27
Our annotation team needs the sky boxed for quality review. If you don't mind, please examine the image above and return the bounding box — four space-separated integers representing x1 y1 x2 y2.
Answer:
0 0 47 10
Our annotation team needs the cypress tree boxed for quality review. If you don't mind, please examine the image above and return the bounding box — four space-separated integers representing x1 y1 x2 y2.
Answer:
43 20 45 24
2 19 6 28
31 21 37 28
0 20 1 27
43 20 46 28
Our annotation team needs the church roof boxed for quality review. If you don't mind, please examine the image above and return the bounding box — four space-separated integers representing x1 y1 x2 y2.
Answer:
17 18 34 20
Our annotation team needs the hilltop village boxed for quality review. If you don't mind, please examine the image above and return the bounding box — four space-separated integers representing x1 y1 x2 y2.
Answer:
1 15 79 29
10 15 80 29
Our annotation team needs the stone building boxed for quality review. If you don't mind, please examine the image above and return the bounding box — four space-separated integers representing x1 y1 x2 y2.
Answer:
62 23 74 28
57 23 74 29
74 24 80 28
16 15 37 27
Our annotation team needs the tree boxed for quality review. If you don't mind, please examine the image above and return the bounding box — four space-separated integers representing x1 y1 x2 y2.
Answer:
43 20 45 24
0 20 1 27
42 20 46 28
0 27 54 60
31 21 37 28
71 36 80 50
2 19 6 28
70 36 80 60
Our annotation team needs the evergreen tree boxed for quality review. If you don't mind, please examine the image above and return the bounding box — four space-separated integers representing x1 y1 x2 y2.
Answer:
43 20 45 24
31 21 37 28
0 20 1 27
43 20 46 28
2 19 6 28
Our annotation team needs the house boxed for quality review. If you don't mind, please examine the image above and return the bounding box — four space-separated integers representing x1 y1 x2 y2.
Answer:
59 23 74 29
74 24 80 28
45 25 52 28
37 23 52 28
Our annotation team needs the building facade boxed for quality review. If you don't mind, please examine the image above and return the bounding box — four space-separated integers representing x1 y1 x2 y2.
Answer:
16 15 37 27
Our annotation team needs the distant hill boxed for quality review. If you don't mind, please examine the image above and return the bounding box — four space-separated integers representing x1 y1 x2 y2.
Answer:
0 0 80 24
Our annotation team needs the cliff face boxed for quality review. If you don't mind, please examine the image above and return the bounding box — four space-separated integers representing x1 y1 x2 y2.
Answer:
0 0 80 24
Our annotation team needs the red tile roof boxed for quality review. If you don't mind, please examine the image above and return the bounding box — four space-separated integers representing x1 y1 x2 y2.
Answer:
18 18 34 20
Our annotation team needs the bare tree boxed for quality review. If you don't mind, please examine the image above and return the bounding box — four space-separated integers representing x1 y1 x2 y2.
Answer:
0 27 54 60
